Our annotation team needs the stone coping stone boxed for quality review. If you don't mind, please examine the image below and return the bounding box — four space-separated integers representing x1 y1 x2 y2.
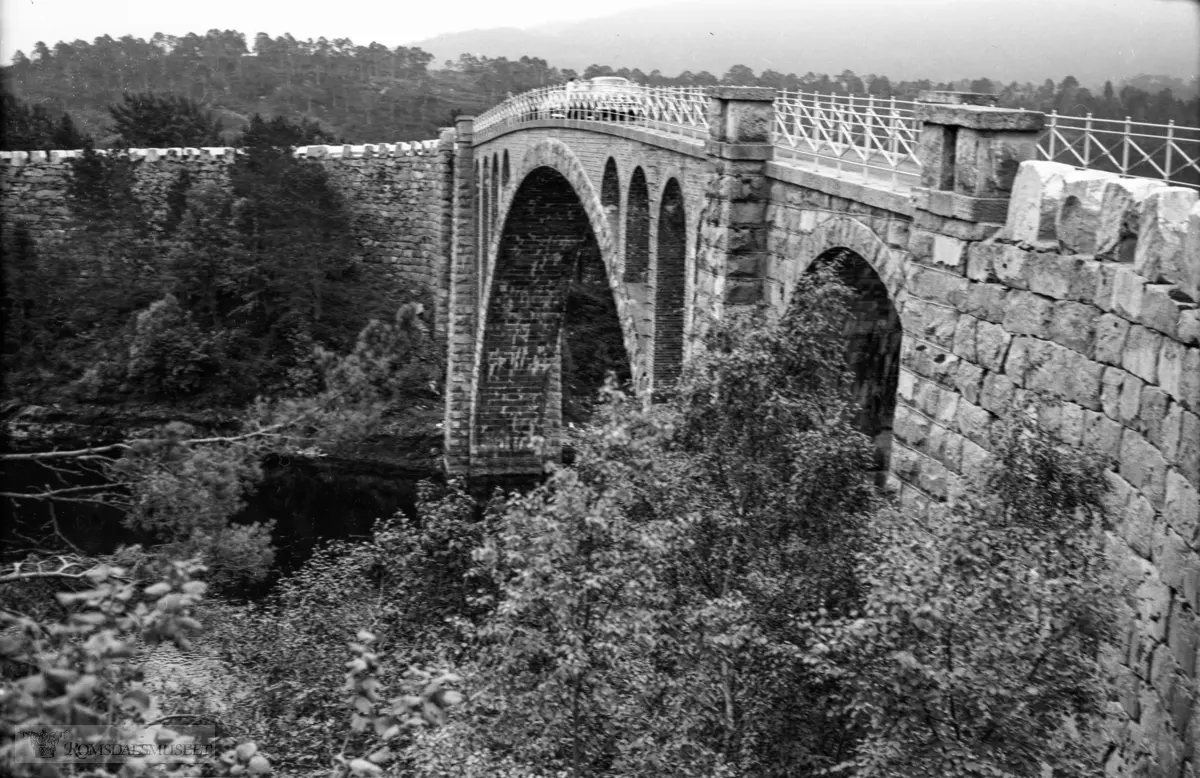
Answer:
766 160 913 217
473 119 707 158
916 104 1046 132
917 90 1000 106
707 86 776 101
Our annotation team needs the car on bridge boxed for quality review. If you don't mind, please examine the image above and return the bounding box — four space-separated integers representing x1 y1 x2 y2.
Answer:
541 77 644 122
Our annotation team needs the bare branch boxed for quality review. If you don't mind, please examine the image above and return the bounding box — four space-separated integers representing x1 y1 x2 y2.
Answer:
0 556 130 585
1 482 129 501
0 443 131 462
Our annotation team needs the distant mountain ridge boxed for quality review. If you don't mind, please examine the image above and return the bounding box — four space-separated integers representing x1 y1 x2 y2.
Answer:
410 0 1200 87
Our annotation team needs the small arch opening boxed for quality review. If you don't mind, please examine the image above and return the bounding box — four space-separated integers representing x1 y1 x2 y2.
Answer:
601 158 621 241
654 178 687 392
490 154 500 239
502 150 511 186
624 167 650 283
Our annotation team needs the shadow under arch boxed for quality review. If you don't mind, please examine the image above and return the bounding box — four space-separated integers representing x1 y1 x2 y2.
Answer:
601 158 621 242
805 246 903 474
654 178 687 393
473 165 631 474
624 167 650 283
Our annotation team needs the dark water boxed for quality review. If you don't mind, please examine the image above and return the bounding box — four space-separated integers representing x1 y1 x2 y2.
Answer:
1 451 539 599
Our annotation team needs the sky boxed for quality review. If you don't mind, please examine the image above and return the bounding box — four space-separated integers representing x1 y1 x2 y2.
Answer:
0 0 666 62
2 0 1197 76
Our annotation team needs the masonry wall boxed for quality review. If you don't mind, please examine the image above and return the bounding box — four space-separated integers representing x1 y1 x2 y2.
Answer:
0 141 455 335
762 160 1199 775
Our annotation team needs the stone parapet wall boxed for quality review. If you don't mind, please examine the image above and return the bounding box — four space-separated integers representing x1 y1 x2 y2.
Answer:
0 140 454 335
899 160 1197 775
763 155 1198 774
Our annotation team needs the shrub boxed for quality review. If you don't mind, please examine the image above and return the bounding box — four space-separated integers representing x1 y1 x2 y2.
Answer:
811 410 1122 778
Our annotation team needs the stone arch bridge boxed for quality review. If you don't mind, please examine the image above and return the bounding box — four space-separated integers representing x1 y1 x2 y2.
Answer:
2 85 1198 772
442 89 1200 769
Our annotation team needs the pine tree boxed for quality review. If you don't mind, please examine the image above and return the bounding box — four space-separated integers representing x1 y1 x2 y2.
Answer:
108 91 223 147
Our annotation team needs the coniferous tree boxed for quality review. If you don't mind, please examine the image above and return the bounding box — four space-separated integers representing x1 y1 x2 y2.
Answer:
108 91 223 147
0 92 90 149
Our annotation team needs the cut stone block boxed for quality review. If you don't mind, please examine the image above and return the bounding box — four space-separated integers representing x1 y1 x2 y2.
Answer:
1006 160 1074 244
1055 168 1114 254
1134 187 1198 285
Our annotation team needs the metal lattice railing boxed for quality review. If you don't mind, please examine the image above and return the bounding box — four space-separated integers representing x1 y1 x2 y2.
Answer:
473 84 709 141
1037 111 1200 190
635 86 710 139
473 86 1200 192
771 90 924 190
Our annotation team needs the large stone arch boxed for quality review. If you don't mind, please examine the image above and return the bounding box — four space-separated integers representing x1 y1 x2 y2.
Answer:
471 139 649 472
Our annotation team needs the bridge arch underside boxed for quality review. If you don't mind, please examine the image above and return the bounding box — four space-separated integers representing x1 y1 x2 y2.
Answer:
476 127 708 384
472 166 630 474
808 247 903 473
766 196 917 492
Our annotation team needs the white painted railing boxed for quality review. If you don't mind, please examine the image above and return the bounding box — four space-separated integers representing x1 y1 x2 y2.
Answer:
771 90 924 190
1037 111 1200 190
636 86 710 140
473 84 709 141
473 86 1200 193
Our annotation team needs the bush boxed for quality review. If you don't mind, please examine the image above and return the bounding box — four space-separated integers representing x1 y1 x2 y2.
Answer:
124 295 223 399
202 481 485 773
810 410 1122 778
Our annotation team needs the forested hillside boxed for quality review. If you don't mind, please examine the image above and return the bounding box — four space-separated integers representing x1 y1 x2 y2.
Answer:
2 29 1197 148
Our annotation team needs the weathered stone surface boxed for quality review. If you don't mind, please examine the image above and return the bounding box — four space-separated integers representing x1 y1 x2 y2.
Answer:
1183 200 1200 303
1135 187 1198 285
1180 310 1200 347
1157 340 1197 411
962 281 1009 322
1118 372 1145 427
1056 169 1114 254
1139 385 1171 446
1048 300 1098 357
974 320 1013 371
1026 253 1096 301
1001 290 1053 337
952 315 978 361
1096 313 1132 366
965 241 1002 281
1140 284 1183 338
1122 325 1164 384
1096 176 1168 260
1109 266 1146 321
1006 161 1073 244
1120 428 1169 508
1083 409 1123 463
992 243 1031 289
1005 336 1104 409
1164 470 1199 548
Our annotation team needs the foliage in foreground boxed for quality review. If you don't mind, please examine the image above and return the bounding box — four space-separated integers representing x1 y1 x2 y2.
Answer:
0 558 272 777
399 272 1120 777
195 481 486 774
413 270 882 777
806 411 1122 777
